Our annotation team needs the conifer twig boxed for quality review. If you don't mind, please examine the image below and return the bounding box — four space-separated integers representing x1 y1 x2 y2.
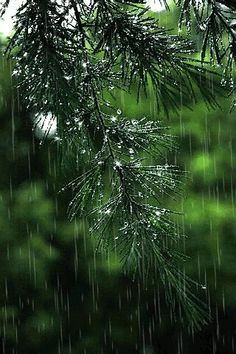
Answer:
1 0 220 327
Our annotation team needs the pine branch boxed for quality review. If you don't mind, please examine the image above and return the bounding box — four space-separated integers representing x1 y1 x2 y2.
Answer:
178 0 236 104
1 0 215 327
93 0 220 112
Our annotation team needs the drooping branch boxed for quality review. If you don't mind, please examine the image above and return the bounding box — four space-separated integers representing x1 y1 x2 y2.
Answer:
0 0 219 327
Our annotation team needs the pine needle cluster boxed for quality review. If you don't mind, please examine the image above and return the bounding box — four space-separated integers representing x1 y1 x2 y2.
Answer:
178 0 236 103
1 0 231 327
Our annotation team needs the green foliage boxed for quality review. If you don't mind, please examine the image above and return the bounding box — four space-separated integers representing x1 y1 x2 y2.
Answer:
0 7 236 349
0 0 235 331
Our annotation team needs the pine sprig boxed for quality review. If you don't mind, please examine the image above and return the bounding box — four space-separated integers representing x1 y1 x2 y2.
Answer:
93 0 220 112
62 109 206 327
5 0 221 116
2 0 216 327
178 0 236 104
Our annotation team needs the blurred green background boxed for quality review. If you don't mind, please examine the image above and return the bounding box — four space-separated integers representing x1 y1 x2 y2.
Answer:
0 7 236 353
